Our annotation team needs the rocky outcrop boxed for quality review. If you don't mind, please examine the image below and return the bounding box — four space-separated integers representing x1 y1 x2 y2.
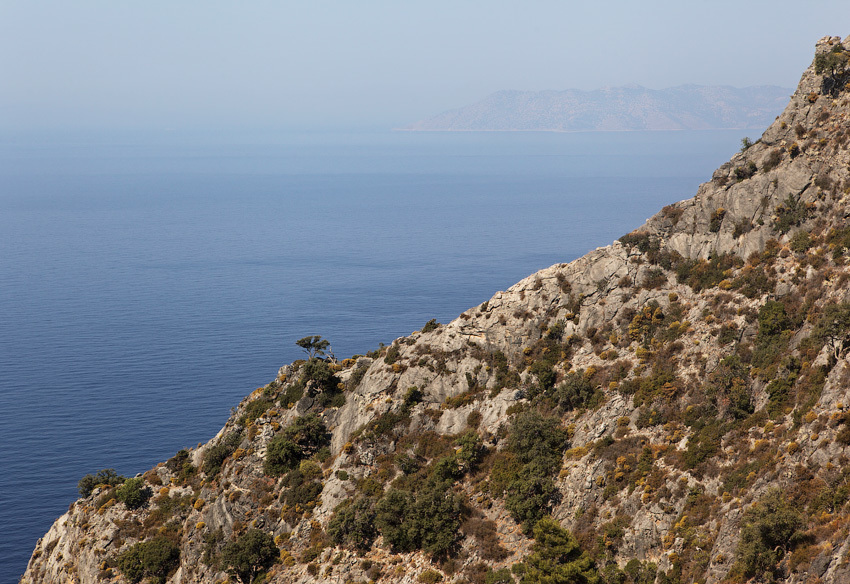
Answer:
22 36 850 584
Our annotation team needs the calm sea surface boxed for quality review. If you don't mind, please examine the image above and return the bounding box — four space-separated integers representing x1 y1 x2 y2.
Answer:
0 129 742 579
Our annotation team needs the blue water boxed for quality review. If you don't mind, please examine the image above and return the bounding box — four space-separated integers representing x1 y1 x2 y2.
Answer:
0 129 741 580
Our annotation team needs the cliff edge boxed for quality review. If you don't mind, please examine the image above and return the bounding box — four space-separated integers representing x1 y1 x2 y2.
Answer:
22 36 850 584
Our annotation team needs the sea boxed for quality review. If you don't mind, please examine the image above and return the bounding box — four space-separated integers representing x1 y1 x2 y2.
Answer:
0 128 744 580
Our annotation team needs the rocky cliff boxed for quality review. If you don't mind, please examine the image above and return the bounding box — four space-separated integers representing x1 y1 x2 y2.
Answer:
22 36 850 584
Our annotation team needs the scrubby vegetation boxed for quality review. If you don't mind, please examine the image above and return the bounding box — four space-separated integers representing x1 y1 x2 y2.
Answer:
116 537 180 584
30 43 850 584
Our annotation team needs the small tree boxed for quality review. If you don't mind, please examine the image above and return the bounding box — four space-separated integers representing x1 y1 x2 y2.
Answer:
328 496 378 553
517 517 599 584
220 529 278 584
815 44 849 94
116 537 180 584
732 489 802 580
813 303 850 360
115 477 152 510
78 468 125 497
264 413 330 476
296 336 330 359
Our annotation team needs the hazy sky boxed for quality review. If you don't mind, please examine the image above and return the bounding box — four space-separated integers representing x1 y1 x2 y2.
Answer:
2 1 849 132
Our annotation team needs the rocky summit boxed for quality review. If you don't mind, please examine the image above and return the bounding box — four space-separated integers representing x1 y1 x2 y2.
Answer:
22 36 850 584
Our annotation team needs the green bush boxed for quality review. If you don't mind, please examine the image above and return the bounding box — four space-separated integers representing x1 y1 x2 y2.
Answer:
240 398 272 426
165 449 196 484
774 194 810 234
762 148 782 172
422 319 440 333
758 300 790 339
704 355 752 420
815 44 850 93
675 254 737 292
116 536 180 584
709 208 726 232
384 345 401 365
280 466 324 510
203 431 243 477
491 411 569 533
115 477 152 510
375 489 418 552
328 496 378 553
813 303 850 361
554 371 600 412
516 517 599 584
347 363 369 390
418 569 444 583
220 529 278 584
375 478 465 558
264 414 330 476
734 161 757 181
528 360 557 394
78 469 125 497
732 489 802 580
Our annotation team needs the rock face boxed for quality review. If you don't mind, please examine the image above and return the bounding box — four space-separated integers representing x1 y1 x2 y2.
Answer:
22 36 850 584
405 84 792 132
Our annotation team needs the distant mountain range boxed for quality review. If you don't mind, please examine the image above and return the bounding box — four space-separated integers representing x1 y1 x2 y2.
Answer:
405 84 793 132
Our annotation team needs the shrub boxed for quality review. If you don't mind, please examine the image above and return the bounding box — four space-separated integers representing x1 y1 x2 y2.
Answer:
774 194 810 234
375 477 465 558
115 478 152 510
280 467 324 510
757 300 790 339
328 496 378 553
704 355 752 420
516 517 599 584
812 303 850 361
709 208 726 232
240 398 272 426
789 230 812 253
384 345 401 365
734 162 757 182
675 254 737 292
264 414 330 476
491 412 569 533
814 44 850 94
641 268 668 289
203 431 243 477
220 529 278 584
733 219 754 238
553 371 600 412
528 360 557 394
618 231 659 255
418 569 444 583
347 363 369 391
762 148 782 172
78 469 125 497
422 319 440 333
116 537 180 584
732 489 802 581
375 489 418 552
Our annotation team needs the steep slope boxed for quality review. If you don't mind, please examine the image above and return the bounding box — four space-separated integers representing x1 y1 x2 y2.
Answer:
22 36 850 584
406 85 791 132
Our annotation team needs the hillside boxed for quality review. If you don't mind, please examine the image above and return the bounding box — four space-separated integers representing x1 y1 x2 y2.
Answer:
22 35 850 584
405 85 791 132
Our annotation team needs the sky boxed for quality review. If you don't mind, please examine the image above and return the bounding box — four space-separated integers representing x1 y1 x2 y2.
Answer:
2 1 849 133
